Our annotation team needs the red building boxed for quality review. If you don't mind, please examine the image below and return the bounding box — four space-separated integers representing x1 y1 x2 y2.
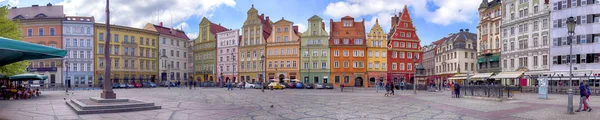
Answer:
387 6 423 84
329 16 367 87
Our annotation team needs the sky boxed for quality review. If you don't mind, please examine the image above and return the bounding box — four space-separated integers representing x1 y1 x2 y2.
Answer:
1 0 482 45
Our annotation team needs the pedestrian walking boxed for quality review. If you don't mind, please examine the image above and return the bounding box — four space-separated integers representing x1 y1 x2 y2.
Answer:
400 81 405 90
384 83 391 97
227 82 232 91
454 82 460 98
390 82 395 96
376 81 380 93
242 81 246 90
576 82 592 112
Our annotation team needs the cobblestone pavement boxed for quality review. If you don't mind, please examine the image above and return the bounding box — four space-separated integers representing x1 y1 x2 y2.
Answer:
0 87 598 120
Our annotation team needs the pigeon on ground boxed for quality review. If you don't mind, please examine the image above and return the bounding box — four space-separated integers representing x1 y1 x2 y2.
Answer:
270 105 274 108
63 98 66 100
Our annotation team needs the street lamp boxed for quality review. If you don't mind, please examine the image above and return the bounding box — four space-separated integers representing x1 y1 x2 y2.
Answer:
413 56 417 94
566 16 576 114
261 55 265 92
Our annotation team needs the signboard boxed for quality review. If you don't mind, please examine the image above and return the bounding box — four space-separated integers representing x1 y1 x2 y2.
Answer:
27 67 57 72
538 77 548 99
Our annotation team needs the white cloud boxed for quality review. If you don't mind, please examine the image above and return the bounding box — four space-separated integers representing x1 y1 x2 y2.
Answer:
324 0 480 28
175 22 189 30
295 23 306 34
186 33 198 40
57 0 236 28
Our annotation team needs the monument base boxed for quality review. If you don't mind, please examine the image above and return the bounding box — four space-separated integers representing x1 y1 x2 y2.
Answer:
66 97 161 114
100 91 116 99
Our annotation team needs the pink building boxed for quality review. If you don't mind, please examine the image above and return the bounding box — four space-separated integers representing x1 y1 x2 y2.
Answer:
216 29 240 82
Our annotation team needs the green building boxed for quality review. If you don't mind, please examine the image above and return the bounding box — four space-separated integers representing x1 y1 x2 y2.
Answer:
300 15 330 84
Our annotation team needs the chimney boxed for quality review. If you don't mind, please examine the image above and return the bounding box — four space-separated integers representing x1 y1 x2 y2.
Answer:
460 29 464 32
466 29 469 32
32 5 39 7
160 22 163 27
391 16 398 28
47 3 52 6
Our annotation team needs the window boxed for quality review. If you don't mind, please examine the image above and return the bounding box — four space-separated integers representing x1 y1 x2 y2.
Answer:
322 62 326 69
27 28 32 36
38 28 44 36
392 63 397 70
343 39 349 44
322 50 327 56
50 28 55 36
99 33 104 41
344 61 349 68
335 76 340 84
334 61 339 68
399 63 405 70
343 50 348 57
99 45 104 54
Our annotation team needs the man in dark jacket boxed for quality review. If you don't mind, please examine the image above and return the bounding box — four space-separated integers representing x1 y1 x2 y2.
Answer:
576 82 592 112
454 82 460 98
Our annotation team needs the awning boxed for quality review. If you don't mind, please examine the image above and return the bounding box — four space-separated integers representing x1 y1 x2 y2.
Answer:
447 74 468 80
0 37 67 66
470 73 494 80
490 71 524 79
9 73 48 81
477 56 500 63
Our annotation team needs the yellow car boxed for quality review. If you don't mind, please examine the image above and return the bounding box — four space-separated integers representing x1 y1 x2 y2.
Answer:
268 82 284 90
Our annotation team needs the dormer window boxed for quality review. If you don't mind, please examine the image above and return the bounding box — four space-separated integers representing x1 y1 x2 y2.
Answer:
404 23 408 27
34 13 47 18
343 20 352 27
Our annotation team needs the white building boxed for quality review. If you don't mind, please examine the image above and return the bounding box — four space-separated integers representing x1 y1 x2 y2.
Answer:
63 16 95 87
435 30 478 84
550 0 600 87
499 0 551 86
144 23 191 83
216 29 240 82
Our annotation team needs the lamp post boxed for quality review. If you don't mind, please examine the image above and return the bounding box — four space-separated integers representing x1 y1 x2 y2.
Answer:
65 61 69 93
261 55 265 92
566 16 576 114
413 56 417 94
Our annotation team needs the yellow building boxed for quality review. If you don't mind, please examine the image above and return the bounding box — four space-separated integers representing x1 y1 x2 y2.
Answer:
366 19 388 87
194 17 228 83
266 18 301 82
94 23 160 85
238 5 272 83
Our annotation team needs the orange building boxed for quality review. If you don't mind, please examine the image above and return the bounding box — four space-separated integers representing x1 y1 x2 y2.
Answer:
266 18 301 82
9 4 65 87
329 16 367 87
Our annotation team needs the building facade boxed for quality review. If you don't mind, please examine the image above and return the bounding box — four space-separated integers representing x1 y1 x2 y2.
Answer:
93 23 159 85
144 23 190 84
366 19 388 87
422 42 436 84
266 18 301 83
477 0 503 74
216 29 240 83
435 30 478 84
63 16 95 87
549 0 600 87
300 15 330 85
194 17 228 83
387 6 423 84
9 4 64 87
329 16 367 87
238 5 272 83
500 0 551 86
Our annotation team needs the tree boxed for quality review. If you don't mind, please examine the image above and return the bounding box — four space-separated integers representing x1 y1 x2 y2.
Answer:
0 5 28 76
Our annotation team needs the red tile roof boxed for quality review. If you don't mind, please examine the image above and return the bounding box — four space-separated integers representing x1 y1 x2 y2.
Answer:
258 14 272 41
153 25 190 40
209 23 228 38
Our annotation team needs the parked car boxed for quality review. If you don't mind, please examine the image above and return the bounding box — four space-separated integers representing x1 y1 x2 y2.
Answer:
143 81 157 88
112 83 120 88
315 83 324 89
125 83 134 88
118 83 127 88
268 82 284 89
324 83 334 89
245 83 255 88
159 81 175 87
295 82 304 89
304 83 314 89
132 82 142 88
286 82 296 88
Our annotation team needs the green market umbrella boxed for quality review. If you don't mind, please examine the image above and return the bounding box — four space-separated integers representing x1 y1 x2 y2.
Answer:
9 73 48 81
0 36 67 66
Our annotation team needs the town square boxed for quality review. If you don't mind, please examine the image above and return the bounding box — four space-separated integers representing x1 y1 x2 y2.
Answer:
1 0 600 119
